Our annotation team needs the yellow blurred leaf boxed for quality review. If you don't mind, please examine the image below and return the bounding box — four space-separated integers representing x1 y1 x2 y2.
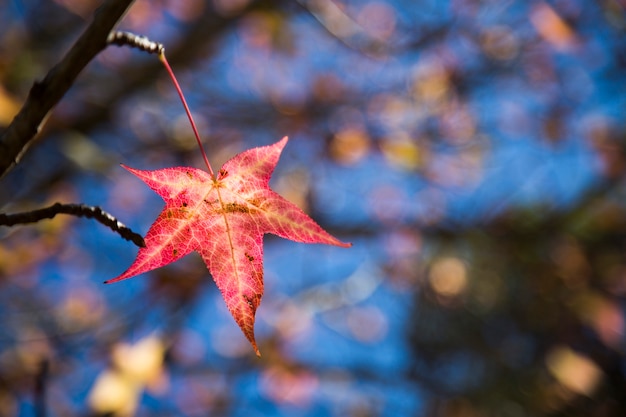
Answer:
88 370 140 417
546 346 602 396
112 335 165 386
380 135 424 171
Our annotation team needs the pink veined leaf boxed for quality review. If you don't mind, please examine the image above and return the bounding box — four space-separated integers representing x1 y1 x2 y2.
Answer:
107 137 350 355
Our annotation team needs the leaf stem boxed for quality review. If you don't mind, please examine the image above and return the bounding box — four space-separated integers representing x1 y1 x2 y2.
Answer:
159 51 214 177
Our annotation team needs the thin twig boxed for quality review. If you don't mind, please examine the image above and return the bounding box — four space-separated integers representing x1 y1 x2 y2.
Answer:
107 31 164 55
0 203 145 247
0 0 136 179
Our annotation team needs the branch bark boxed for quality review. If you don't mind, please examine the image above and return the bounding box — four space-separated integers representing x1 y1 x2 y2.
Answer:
0 202 145 247
0 0 135 179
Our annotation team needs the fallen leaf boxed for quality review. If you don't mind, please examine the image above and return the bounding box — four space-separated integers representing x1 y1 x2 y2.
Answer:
107 137 350 355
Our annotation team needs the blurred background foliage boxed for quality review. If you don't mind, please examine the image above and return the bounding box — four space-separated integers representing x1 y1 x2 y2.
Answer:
1 0 626 416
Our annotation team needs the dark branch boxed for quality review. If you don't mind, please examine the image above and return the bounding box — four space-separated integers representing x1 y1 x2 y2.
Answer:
30 0 286 148
0 203 145 247
108 31 164 55
34 359 49 417
0 0 136 179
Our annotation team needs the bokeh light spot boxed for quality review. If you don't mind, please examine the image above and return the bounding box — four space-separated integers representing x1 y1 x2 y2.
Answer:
530 3 577 51
330 126 371 165
429 257 468 298
89 370 140 417
546 346 602 396
357 2 397 41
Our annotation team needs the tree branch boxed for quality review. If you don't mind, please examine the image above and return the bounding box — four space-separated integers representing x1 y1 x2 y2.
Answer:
0 203 145 247
0 0 136 179
34 359 49 417
107 30 164 54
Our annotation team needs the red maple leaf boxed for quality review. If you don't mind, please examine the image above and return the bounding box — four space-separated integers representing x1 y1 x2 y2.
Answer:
107 137 350 355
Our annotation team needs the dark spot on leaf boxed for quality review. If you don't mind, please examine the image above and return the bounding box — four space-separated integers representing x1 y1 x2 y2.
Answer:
173 249 178 256
223 202 250 214
182 202 188 207
219 169 228 179
245 253 254 262
243 293 260 312
186 171 193 179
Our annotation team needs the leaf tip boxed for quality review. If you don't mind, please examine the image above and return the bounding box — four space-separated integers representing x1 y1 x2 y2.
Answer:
271 136 288 152
119 163 134 173
120 164 137 174
241 318 262 356
104 274 129 285
329 236 352 248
